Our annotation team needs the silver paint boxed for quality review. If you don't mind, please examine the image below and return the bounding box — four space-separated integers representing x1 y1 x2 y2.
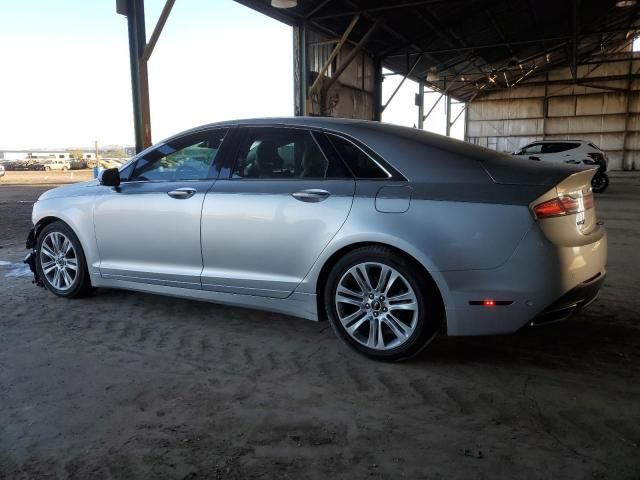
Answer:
31 117 607 336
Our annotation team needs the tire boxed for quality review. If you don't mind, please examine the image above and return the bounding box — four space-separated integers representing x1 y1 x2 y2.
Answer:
45 166 51 171
324 246 443 361
591 173 609 193
36 221 92 298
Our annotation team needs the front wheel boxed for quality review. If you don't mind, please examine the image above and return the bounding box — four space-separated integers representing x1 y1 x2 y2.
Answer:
325 246 443 361
36 221 91 298
591 173 609 193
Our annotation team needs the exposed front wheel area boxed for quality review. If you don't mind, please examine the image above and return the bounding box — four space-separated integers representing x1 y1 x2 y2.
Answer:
36 221 91 298
40 231 79 291
326 247 443 361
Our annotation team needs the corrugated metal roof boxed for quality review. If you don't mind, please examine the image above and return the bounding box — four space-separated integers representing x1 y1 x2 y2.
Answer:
234 0 640 101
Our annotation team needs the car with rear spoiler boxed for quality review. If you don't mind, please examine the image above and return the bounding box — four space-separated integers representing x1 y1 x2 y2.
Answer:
24 117 607 361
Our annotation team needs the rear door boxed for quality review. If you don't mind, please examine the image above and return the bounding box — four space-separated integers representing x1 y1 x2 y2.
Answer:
200 126 355 298
93 128 229 287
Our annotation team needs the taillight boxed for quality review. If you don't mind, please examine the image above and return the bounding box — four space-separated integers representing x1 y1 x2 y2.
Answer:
533 193 593 219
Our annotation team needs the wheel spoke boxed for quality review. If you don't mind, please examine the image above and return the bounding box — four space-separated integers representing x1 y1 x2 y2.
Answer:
376 265 391 292
41 244 56 259
384 313 413 339
43 263 57 275
62 269 73 288
66 258 78 271
383 272 399 295
339 307 365 325
349 268 369 294
62 238 72 255
387 291 414 303
336 292 364 307
52 269 61 289
346 316 370 336
389 302 418 312
51 232 62 254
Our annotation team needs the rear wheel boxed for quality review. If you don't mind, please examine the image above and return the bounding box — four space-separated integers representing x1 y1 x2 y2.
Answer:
325 246 443 361
44 166 51 171
591 173 609 193
36 221 91 298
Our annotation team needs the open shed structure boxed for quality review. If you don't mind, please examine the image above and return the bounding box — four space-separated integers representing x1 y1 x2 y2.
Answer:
121 0 640 169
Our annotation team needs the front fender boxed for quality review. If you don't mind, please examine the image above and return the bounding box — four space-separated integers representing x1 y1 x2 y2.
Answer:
32 195 99 279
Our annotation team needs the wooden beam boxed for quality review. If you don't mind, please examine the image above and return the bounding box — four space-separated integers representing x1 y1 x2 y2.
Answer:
307 15 360 97
141 0 176 62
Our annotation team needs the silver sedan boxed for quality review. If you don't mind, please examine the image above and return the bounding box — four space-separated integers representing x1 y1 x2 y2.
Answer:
25 118 607 361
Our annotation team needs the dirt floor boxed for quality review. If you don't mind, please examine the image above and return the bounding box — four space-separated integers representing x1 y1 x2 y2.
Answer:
0 170 639 479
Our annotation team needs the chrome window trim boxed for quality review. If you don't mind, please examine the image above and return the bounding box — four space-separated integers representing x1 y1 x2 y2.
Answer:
323 131 405 181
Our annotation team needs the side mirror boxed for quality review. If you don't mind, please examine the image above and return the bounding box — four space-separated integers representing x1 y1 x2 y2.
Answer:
100 167 121 187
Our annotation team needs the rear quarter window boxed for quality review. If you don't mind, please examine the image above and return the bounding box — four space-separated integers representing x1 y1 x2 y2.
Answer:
326 134 390 179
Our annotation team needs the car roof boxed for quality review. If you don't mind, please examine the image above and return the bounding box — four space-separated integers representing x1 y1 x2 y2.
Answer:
530 139 590 144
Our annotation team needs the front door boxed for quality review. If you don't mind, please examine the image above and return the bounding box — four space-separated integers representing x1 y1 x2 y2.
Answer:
93 128 229 288
200 126 355 298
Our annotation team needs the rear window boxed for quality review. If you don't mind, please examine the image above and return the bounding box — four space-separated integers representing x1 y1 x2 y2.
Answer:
326 134 390 179
541 142 580 154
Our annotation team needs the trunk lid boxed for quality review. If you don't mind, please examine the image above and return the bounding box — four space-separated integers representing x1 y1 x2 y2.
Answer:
480 154 585 187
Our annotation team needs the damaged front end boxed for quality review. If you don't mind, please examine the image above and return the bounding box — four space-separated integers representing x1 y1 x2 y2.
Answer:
24 226 44 287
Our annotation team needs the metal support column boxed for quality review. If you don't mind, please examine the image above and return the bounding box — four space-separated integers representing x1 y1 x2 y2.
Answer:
417 80 424 129
445 92 452 137
123 0 147 153
119 0 174 152
293 23 308 116
373 58 383 121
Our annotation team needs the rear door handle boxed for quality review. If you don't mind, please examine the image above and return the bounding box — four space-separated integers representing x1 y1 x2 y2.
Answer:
292 189 331 203
167 187 197 199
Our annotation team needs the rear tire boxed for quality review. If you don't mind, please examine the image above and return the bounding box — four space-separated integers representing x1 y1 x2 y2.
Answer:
36 221 92 298
324 246 443 361
591 173 609 193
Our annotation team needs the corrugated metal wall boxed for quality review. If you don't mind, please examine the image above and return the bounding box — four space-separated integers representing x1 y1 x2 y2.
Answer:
466 51 640 170
294 28 376 119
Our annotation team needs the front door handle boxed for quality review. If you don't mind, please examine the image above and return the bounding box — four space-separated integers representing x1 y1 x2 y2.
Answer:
167 187 197 199
292 189 331 203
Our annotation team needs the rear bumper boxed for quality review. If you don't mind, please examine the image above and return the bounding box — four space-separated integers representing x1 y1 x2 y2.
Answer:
528 271 604 326
442 224 607 336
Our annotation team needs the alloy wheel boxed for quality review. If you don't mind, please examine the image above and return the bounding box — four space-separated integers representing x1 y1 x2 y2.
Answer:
40 231 78 291
335 262 419 351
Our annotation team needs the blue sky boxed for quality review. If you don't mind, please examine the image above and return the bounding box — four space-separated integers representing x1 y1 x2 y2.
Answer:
0 0 461 149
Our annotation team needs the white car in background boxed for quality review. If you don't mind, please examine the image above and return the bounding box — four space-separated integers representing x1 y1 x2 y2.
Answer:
513 140 609 192
0 163 5 178
41 159 71 171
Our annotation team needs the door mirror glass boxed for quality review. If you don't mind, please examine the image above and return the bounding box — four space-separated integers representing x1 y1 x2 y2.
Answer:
100 168 121 187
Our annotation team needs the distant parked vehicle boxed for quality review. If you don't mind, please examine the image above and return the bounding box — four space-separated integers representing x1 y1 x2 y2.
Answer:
69 159 88 170
0 164 5 177
4 160 46 171
513 140 609 193
41 159 71 171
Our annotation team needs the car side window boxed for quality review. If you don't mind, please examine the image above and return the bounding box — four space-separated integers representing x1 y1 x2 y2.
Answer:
541 142 579 154
519 143 543 155
232 128 349 179
129 129 228 182
326 134 390 179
